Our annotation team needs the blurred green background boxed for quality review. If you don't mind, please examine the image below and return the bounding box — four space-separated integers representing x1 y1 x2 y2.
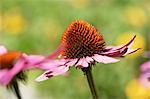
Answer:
0 0 150 99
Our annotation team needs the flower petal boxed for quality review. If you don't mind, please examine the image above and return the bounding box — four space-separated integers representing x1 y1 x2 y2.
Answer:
35 71 51 82
75 58 89 68
66 59 78 66
38 59 67 70
0 58 25 85
93 54 120 64
0 45 7 55
141 61 150 72
86 56 94 63
0 69 10 85
36 65 69 82
124 48 141 55
101 35 139 57
21 54 45 69
140 72 150 88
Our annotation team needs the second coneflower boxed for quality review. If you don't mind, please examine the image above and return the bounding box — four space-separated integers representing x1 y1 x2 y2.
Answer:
0 45 45 99
36 20 140 99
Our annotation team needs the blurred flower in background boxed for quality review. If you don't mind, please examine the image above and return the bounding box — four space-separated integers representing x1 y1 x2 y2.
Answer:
3 8 26 35
139 51 150 88
140 70 150 88
124 7 147 28
125 79 150 99
0 14 2 32
116 32 146 58
69 0 90 9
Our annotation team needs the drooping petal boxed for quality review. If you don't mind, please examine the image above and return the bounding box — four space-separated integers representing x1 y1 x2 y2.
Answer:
86 56 94 63
75 58 89 68
81 58 89 67
0 58 25 85
35 71 51 82
101 35 139 57
36 65 69 82
21 54 45 69
0 45 7 55
66 59 78 66
0 69 10 85
140 72 150 88
141 61 150 72
38 59 67 70
93 54 119 64
124 48 141 55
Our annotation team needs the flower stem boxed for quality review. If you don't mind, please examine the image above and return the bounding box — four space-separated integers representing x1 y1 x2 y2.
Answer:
82 66 99 99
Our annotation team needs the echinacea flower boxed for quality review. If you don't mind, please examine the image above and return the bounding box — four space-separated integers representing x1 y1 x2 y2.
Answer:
0 45 45 99
36 20 140 82
140 60 150 88
36 20 139 99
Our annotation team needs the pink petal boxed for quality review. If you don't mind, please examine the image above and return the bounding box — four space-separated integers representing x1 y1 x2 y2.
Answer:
118 35 136 49
0 45 7 55
140 72 150 88
123 48 141 56
21 54 45 69
86 56 94 63
93 54 120 64
9 58 26 76
75 58 89 68
0 58 25 85
101 35 139 57
104 45 124 51
66 59 78 66
0 69 10 85
141 61 150 72
38 59 67 70
36 65 69 82
51 66 69 76
35 71 50 82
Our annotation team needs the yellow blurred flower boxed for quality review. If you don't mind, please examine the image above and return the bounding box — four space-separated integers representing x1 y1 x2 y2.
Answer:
69 0 90 9
124 7 147 28
116 33 146 58
125 79 150 99
3 9 26 35
0 14 3 31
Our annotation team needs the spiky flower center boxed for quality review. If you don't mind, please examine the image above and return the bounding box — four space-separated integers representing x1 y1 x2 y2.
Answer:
0 52 21 69
61 20 105 59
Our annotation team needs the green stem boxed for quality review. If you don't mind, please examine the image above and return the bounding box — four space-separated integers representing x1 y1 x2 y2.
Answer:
82 66 99 99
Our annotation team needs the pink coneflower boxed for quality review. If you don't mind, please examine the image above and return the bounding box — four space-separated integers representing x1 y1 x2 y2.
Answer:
36 20 140 99
0 45 45 99
140 61 150 88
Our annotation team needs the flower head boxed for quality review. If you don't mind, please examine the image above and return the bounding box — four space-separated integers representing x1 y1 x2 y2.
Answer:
0 45 45 85
36 20 140 81
0 45 48 99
